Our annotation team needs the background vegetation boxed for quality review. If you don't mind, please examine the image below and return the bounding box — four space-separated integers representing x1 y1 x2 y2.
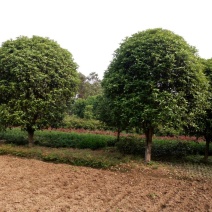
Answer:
0 29 211 167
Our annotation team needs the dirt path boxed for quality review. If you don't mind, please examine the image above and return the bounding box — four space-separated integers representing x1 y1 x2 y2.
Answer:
0 155 211 212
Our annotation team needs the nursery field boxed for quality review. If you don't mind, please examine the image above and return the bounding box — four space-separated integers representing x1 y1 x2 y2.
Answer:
0 155 211 211
0 128 211 211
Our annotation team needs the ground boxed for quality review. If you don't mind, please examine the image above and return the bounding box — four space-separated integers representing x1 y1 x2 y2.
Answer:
0 155 211 212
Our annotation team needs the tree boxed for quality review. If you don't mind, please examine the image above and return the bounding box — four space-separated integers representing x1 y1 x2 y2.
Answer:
0 36 79 146
203 59 212 160
71 95 100 119
186 58 212 161
86 72 102 97
70 98 87 118
77 72 102 99
102 28 208 162
95 95 131 141
77 72 87 99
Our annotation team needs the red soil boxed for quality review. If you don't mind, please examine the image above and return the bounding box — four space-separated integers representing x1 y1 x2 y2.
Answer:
0 155 211 211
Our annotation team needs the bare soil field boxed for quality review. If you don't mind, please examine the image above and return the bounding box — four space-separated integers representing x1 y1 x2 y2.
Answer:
0 155 211 212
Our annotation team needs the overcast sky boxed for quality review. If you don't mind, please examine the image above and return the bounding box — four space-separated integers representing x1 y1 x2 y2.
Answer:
1 0 212 78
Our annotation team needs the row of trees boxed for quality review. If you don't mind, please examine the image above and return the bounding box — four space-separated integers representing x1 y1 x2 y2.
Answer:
0 29 211 162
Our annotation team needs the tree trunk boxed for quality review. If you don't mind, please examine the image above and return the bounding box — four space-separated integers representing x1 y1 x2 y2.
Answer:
117 128 121 142
204 138 210 162
144 127 153 163
27 128 35 147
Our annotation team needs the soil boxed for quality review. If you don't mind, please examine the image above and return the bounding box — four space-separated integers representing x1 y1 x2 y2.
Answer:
0 155 211 212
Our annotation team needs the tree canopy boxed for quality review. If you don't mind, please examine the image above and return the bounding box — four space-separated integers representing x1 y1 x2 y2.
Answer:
0 36 79 145
187 58 212 161
102 28 208 162
95 95 131 140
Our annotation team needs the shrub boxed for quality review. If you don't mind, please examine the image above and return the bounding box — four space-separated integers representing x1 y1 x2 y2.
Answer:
116 136 145 155
63 115 110 130
1 128 211 159
0 128 116 150
152 140 192 157
116 136 212 158
0 128 28 145
35 130 115 149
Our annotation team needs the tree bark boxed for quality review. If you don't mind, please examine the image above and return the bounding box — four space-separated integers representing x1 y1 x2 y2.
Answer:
204 138 210 162
27 128 35 147
117 128 121 142
144 127 153 163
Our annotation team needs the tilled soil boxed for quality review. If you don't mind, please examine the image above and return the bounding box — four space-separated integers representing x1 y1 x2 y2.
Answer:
0 155 211 212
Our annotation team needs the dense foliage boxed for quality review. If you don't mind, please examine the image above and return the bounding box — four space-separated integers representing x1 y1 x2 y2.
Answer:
116 136 212 158
0 128 211 161
94 95 132 140
186 58 212 161
63 115 108 130
70 95 101 119
0 128 115 149
0 36 79 145
102 28 208 162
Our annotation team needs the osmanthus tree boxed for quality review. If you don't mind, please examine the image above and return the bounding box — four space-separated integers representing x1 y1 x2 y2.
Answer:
95 95 131 141
187 58 212 161
203 59 212 161
0 36 79 146
102 28 208 162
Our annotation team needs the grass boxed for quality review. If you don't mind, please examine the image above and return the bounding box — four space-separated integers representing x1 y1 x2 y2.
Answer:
0 144 133 169
0 128 211 175
0 144 211 179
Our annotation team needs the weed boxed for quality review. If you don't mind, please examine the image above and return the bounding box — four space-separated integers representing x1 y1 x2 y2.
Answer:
147 193 159 200
147 161 159 169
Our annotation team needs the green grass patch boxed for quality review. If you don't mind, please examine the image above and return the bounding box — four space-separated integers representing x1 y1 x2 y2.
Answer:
0 144 132 169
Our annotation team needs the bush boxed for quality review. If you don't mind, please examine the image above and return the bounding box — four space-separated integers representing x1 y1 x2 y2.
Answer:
0 129 28 145
1 128 211 159
152 140 192 157
116 136 145 155
35 131 80 148
75 134 107 150
0 128 116 150
116 136 212 158
63 115 110 130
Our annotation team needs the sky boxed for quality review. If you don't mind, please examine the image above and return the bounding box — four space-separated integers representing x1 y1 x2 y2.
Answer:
1 0 212 79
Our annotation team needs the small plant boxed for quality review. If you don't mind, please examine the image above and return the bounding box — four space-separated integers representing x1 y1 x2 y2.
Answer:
147 193 159 200
147 161 159 169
